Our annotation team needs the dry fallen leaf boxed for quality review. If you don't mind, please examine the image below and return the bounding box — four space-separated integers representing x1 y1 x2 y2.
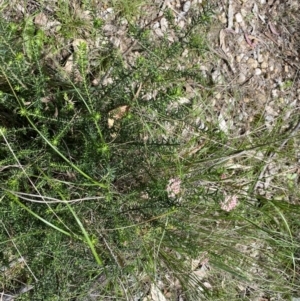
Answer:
268 22 279 35
34 12 48 28
108 105 130 128
150 284 167 301
64 55 74 74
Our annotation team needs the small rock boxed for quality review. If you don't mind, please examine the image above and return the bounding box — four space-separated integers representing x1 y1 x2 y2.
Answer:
265 114 274 122
242 55 249 63
240 9 247 17
284 64 289 72
102 7 114 19
110 36 120 48
212 69 222 84
103 77 113 86
182 49 189 57
237 73 246 84
92 78 99 86
247 58 258 69
235 13 243 23
235 54 245 63
177 19 185 29
254 68 262 75
178 97 190 105
218 12 227 24
154 27 164 37
215 92 222 99
152 22 160 29
261 61 268 69
175 0 181 9
120 19 128 26
271 89 278 97
103 24 117 34
258 54 264 63
199 65 208 72
160 17 168 31
183 1 191 13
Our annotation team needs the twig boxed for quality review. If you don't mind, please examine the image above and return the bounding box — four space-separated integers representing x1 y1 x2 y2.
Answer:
227 0 234 29
1 285 34 301
4 190 105 204
0 165 20 171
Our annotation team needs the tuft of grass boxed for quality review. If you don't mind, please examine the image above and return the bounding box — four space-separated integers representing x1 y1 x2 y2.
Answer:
110 0 148 22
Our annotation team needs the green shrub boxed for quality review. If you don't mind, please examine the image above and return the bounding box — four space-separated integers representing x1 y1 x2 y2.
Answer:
0 2 299 300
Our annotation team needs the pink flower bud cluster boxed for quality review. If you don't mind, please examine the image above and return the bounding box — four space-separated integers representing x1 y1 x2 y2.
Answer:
220 194 238 212
166 177 181 198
